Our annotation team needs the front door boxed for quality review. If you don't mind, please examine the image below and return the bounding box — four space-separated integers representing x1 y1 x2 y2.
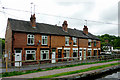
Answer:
84 49 86 60
58 49 62 61
15 50 22 67
79 50 82 60
52 52 56 63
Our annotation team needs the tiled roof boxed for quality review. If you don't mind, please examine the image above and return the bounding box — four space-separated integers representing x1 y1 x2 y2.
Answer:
8 18 100 40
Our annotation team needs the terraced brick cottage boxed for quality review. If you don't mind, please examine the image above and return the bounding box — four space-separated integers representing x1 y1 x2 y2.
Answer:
5 14 101 66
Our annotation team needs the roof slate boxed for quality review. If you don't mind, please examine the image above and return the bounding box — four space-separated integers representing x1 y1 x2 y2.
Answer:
8 18 100 40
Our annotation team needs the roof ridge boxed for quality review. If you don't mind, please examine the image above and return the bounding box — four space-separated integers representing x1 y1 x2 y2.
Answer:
8 18 100 40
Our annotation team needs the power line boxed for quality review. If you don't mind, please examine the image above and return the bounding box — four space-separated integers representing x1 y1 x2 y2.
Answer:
2 7 118 25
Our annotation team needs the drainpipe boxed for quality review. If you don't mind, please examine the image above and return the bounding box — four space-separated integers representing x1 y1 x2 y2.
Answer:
50 35 51 59
78 38 79 59
12 31 14 66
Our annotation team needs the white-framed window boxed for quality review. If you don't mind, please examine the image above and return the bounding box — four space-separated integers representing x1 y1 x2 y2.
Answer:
42 35 48 45
73 50 78 57
72 37 77 46
41 50 49 60
94 50 97 56
26 50 36 60
94 40 96 47
88 39 92 47
65 36 69 46
27 34 34 45
88 50 91 56
63 50 70 58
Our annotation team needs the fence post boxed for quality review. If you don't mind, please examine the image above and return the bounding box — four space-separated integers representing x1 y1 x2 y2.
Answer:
4 53 8 72
19 61 20 71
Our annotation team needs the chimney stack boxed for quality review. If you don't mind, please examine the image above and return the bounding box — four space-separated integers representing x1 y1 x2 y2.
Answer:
83 25 88 34
62 20 68 32
30 14 36 28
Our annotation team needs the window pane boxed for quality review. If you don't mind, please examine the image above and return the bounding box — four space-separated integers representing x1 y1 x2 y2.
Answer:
73 50 77 57
27 51 30 53
28 35 30 37
27 54 35 60
65 38 69 45
41 50 49 59
31 51 35 54
46 53 49 59
88 50 91 56
43 54 46 59
45 39 47 44
16 50 21 53
42 39 44 44
27 34 34 45
42 36 47 45
67 53 69 57
28 38 30 44
64 53 66 57
94 41 96 46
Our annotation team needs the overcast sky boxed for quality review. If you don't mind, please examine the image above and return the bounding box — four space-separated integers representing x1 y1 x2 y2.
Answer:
0 0 119 38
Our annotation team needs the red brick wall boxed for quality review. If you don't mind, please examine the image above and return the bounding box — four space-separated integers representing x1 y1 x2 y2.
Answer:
13 32 27 48
79 39 88 48
51 35 65 48
11 32 101 65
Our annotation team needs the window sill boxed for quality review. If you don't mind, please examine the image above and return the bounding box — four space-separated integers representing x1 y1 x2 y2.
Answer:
27 44 35 46
73 45 77 47
88 46 92 47
64 57 69 58
65 44 70 46
41 59 49 60
41 45 48 46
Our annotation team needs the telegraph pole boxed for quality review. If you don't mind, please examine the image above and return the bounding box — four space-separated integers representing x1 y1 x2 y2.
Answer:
85 20 87 26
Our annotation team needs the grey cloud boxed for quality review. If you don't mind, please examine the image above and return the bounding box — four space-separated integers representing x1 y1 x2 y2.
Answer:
55 0 95 6
99 6 117 22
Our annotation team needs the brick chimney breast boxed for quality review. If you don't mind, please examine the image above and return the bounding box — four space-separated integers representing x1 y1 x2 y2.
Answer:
30 14 36 28
62 20 68 32
83 25 88 34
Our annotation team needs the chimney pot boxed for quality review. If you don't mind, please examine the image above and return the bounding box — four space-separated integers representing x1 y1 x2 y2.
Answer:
30 14 36 28
62 20 68 32
83 25 88 34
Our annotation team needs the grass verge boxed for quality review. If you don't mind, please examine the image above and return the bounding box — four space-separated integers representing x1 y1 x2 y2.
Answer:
2 59 120 77
31 62 120 79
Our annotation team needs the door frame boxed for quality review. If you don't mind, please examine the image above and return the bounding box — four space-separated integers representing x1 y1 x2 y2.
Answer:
79 50 82 60
52 51 56 63
83 49 86 60
15 50 22 67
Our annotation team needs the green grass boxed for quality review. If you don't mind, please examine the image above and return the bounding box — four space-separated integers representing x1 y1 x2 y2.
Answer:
31 62 119 79
2 59 120 77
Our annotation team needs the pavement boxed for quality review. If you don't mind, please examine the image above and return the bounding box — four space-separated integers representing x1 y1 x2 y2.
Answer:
3 61 118 79
1 59 99 73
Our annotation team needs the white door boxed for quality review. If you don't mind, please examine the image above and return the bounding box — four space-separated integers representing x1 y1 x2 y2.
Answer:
79 51 82 60
84 50 86 60
15 50 22 67
52 52 56 63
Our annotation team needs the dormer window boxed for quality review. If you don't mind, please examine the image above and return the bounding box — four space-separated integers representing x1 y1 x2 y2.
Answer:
27 34 34 45
72 37 77 46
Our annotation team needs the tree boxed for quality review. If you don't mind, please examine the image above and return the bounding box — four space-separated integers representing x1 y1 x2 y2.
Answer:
96 34 120 50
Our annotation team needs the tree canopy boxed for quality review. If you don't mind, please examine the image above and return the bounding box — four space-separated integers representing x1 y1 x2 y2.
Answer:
97 34 120 50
